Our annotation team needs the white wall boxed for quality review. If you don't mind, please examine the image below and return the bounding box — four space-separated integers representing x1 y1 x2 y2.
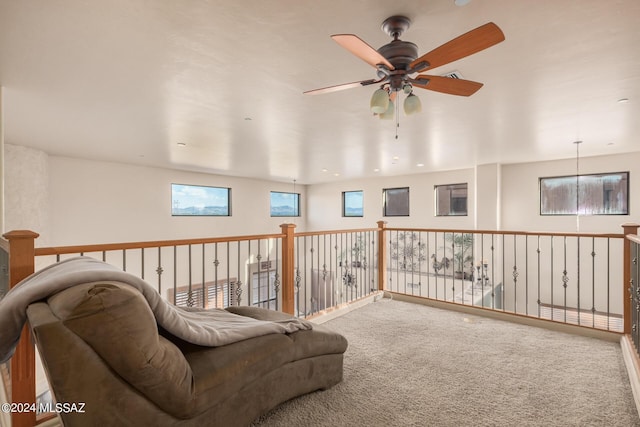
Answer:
306 152 640 235
4 144 50 245
306 168 476 231
46 156 306 246
5 144 640 247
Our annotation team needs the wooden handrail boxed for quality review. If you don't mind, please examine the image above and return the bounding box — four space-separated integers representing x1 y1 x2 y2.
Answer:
35 232 286 257
384 227 624 239
294 227 380 238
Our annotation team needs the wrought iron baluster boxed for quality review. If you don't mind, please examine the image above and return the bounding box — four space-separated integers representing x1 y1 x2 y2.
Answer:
550 236 554 318
236 243 242 306
274 238 280 312
213 243 219 308
310 237 316 313
187 244 194 308
426 231 431 299
513 234 518 313
577 236 581 325
295 236 302 316
525 235 528 315
173 246 177 305
562 236 568 323
536 236 541 317
591 237 596 328
156 247 163 294
201 243 206 309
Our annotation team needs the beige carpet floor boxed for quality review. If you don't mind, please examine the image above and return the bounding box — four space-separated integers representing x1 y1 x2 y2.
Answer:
252 298 640 426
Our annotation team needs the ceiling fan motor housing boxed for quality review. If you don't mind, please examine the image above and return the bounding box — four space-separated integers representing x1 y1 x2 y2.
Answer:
377 40 419 70
378 16 419 91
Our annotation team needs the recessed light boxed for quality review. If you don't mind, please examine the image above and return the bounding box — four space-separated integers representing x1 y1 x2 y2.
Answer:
334 173 340 177
321 168 328 173
244 117 253 121
177 142 187 147
617 98 629 104
373 168 380 173
607 142 615 146
417 163 424 167
392 156 399 160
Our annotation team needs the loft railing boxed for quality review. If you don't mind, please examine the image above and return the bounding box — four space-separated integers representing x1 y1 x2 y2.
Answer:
384 227 631 332
293 227 379 318
2 221 638 426
627 230 640 360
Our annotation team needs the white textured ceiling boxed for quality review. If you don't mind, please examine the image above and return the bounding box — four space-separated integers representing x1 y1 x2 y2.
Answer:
1 0 639 184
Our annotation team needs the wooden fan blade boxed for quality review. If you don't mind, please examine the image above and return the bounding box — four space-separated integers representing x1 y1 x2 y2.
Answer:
304 79 379 95
410 22 505 71
412 75 484 96
331 34 395 70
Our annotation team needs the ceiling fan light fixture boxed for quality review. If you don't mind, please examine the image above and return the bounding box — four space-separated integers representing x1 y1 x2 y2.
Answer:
404 92 422 115
379 99 395 120
370 88 390 114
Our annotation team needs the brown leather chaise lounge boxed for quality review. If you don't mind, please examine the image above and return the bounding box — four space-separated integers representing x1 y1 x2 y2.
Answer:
12 259 348 426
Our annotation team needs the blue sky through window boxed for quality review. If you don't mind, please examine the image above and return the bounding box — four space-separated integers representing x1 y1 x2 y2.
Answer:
172 184 230 216
270 192 299 216
343 191 363 217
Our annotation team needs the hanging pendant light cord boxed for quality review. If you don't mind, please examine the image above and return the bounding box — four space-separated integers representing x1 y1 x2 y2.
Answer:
574 140 581 232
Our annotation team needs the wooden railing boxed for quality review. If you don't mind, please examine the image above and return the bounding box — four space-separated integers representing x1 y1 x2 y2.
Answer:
2 221 638 426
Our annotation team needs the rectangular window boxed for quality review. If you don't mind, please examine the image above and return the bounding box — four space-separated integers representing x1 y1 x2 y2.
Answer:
383 187 410 217
435 183 468 216
171 184 231 216
270 191 300 217
540 172 629 215
343 190 364 217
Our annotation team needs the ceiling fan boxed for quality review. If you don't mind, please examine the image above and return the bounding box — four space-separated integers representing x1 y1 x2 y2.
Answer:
304 16 505 116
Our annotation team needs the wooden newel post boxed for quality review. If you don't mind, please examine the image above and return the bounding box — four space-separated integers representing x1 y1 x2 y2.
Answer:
377 221 387 292
622 223 639 335
280 224 296 315
3 230 39 427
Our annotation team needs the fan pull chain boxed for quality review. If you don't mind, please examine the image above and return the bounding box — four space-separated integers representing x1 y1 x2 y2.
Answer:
395 94 400 139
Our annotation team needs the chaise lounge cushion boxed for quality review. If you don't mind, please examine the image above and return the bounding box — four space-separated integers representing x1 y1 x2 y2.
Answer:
48 282 195 418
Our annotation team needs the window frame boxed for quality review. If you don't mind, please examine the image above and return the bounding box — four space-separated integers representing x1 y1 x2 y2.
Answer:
435 183 468 217
171 183 231 217
383 187 410 217
539 171 629 216
270 191 301 217
342 190 364 217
